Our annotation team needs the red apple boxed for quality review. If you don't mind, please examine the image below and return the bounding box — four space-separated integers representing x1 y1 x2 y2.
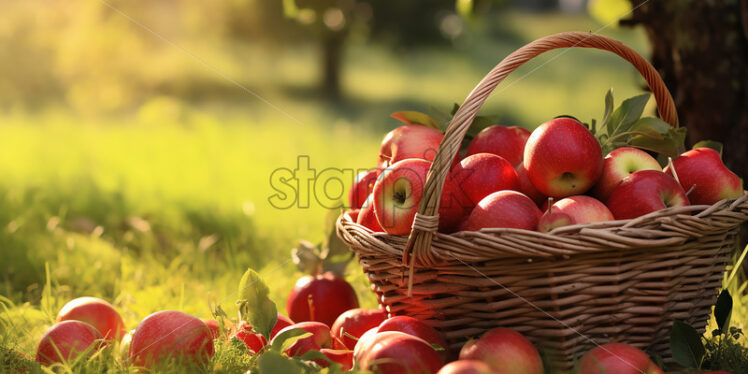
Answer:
129 310 214 369
377 316 448 351
230 321 267 354
664 148 744 205
56 296 126 341
372 158 431 235
437 360 495 374
459 327 542 374
579 343 663 374
203 319 221 340
356 331 444 374
538 210 574 233
547 195 613 224
378 125 444 168
524 118 603 198
349 169 380 209
516 163 546 206
286 272 359 328
314 349 354 370
271 321 332 357
607 170 689 220
447 153 520 209
466 125 531 167
356 194 384 232
36 320 103 366
593 147 662 202
460 191 542 231
331 308 387 350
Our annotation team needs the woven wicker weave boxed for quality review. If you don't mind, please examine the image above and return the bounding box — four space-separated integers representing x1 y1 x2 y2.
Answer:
336 32 748 370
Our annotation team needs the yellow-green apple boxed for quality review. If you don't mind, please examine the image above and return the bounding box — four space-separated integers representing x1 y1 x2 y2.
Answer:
664 148 744 205
593 147 662 202
271 321 332 357
466 125 531 167
331 308 387 350
524 118 603 198
579 343 663 374
516 163 546 206
378 125 444 168
437 360 495 374
356 194 384 232
349 169 380 209
286 272 359 327
460 191 542 231
36 320 104 365
607 170 689 219
459 327 543 374
356 331 444 374
56 296 126 341
373 158 431 235
538 211 574 233
129 310 214 369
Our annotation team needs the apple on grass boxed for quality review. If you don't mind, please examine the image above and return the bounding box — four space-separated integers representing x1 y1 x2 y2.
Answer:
313 348 354 370
376 316 448 352
203 319 221 339
664 147 744 205
593 147 662 202
129 310 214 369
459 327 543 374
460 190 542 231
378 125 444 168
437 360 495 374
579 343 663 374
331 308 387 350
524 117 603 198
349 169 380 210
286 272 359 328
356 331 443 374
36 320 104 366
465 125 531 167
538 195 613 232
271 321 332 357
607 170 689 220
56 296 126 341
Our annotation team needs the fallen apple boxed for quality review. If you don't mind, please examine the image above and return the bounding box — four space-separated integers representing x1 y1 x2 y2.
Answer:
36 320 104 366
286 272 359 328
56 296 126 341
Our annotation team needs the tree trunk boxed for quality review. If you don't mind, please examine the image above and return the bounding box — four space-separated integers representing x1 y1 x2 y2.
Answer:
321 31 346 101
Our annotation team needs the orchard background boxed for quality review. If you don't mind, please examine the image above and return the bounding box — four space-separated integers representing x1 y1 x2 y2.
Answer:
1 0 746 372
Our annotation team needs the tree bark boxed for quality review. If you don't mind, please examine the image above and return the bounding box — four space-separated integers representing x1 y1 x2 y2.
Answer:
321 30 346 101
625 0 748 179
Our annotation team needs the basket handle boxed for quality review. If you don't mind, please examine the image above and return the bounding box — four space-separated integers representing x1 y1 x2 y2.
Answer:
403 32 679 268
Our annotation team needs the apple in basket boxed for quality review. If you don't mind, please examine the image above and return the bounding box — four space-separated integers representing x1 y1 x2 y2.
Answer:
465 125 531 167
460 190 542 231
356 194 384 232
459 327 543 374
593 147 662 202
579 342 663 374
516 163 547 206
372 158 432 235
331 308 388 350
437 360 495 374
524 117 603 198
538 195 613 232
36 320 104 365
356 331 444 374
664 147 744 205
607 170 689 220
349 169 380 209
286 271 359 327
378 125 444 168
56 296 127 341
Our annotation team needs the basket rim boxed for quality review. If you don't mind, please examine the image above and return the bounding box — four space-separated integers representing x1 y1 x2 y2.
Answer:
338 191 748 261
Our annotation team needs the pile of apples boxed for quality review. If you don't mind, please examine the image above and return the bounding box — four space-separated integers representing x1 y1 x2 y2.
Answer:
35 273 690 374
350 117 744 235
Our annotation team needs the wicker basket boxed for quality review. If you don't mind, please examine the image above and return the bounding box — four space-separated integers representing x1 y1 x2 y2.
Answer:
336 32 748 371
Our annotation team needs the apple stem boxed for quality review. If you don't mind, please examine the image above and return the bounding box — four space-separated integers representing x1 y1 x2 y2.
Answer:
545 197 555 214
685 184 696 197
667 157 682 186
307 294 315 321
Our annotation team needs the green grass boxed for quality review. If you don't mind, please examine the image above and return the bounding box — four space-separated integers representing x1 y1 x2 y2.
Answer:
0 8 746 373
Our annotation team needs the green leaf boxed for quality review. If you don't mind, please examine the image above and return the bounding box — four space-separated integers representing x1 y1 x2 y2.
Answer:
604 93 650 138
714 290 733 334
257 351 304 374
291 240 323 276
390 111 441 130
450 103 460 116
236 268 278 340
270 328 312 353
693 140 724 156
670 319 706 368
601 88 614 134
428 106 453 128
629 126 687 158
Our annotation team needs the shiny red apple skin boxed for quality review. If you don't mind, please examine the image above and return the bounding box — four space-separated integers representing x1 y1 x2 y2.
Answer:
524 117 603 198
129 310 214 369
271 321 332 357
286 272 359 328
593 147 662 202
451 153 520 206
356 194 384 232
357 331 444 374
331 308 387 350
549 195 613 224
314 348 354 370
516 163 546 206
579 343 663 374
460 191 542 231
377 316 448 350
665 148 744 205
466 125 531 167
372 158 431 235
349 169 380 209
538 210 574 233
459 327 542 374
378 125 444 168
437 360 495 374
56 296 126 341
36 320 103 366
230 322 267 353
607 170 690 220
